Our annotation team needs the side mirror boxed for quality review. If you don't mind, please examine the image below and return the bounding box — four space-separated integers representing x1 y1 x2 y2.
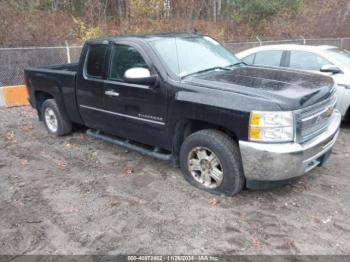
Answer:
320 65 342 74
124 68 158 85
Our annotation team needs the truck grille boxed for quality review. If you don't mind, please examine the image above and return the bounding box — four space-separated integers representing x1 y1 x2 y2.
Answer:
295 87 337 143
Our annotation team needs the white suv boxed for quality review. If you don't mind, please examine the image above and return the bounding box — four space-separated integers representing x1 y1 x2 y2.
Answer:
236 45 350 121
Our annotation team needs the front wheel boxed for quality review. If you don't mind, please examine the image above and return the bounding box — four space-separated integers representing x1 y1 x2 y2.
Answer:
179 130 245 196
42 99 72 136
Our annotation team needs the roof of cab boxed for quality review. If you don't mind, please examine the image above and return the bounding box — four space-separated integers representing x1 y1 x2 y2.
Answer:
86 32 200 44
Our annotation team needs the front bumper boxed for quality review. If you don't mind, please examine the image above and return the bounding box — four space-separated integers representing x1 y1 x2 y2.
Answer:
239 110 341 182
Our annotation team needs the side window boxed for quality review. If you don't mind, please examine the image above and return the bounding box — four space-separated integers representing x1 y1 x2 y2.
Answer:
254 50 283 67
289 51 331 71
85 44 108 78
109 44 149 81
242 54 255 65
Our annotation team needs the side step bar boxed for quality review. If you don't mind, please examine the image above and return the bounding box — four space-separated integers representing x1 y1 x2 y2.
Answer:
86 129 173 161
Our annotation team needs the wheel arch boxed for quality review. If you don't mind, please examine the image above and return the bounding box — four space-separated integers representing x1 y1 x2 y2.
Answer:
172 119 239 158
34 91 54 120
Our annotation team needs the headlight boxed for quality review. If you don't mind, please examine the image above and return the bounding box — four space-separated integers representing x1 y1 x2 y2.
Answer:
249 111 294 142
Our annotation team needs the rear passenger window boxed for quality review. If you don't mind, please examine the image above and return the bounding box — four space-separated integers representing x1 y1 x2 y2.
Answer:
254 50 283 67
242 54 255 65
86 45 108 78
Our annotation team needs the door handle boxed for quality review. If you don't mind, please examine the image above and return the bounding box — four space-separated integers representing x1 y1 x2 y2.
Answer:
105 90 120 97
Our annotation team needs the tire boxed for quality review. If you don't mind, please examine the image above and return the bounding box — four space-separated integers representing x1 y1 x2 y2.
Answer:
42 99 72 136
179 129 245 196
346 106 350 123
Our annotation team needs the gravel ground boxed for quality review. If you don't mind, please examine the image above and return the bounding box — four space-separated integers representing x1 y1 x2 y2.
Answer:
0 106 350 255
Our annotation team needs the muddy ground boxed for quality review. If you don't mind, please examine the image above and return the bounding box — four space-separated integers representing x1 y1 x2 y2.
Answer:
0 106 350 255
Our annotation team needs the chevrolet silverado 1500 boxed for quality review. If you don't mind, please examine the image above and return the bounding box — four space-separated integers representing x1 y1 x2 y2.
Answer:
25 33 341 196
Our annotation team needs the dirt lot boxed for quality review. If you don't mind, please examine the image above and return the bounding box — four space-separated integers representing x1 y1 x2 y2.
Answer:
0 106 350 255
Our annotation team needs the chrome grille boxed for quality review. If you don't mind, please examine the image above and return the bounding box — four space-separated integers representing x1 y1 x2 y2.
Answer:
295 88 337 143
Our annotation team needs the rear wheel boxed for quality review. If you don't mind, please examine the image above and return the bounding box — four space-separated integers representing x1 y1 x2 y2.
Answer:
42 99 72 136
179 129 245 196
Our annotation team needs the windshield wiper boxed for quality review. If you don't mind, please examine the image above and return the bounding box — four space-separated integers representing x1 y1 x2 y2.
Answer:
182 66 230 79
225 61 247 68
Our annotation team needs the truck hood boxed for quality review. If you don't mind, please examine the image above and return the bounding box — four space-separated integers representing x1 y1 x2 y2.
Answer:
185 66 335 111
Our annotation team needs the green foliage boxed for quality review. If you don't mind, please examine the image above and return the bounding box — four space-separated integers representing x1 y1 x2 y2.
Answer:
0 0 301 43
73 18 102 41
223 0 299 24
1 0 299 24
36 0 85 13
0 0 86 13
129 0 164 19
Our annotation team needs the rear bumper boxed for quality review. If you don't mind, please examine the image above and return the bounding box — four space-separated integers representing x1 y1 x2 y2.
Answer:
239 110 341 182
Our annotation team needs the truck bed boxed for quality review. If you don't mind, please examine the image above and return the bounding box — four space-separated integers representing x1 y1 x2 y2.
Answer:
43 63 79 72
25 63 82 125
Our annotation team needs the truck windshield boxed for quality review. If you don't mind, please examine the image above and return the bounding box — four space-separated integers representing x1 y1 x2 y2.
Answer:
325 48 350 68
150 36 240 78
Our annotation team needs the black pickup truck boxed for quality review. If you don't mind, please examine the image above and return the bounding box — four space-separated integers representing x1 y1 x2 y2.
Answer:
25 33 341 196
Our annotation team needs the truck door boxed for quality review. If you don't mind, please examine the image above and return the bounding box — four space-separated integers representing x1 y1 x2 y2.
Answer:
76 43 111 130
102 42 168 149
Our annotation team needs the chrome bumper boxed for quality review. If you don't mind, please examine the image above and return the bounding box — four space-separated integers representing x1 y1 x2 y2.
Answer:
239 110 341 181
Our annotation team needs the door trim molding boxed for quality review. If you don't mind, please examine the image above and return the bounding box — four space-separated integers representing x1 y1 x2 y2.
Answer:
79 105 165 126
82 74 150 89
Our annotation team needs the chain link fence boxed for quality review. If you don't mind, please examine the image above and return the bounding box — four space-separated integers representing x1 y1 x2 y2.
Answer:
0 44 82 86
1 37 350 86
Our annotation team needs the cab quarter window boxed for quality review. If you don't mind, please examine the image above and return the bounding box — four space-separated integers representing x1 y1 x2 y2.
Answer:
289 51 331 71
254 50 283 67
86 45 108 78
109 44 148 81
